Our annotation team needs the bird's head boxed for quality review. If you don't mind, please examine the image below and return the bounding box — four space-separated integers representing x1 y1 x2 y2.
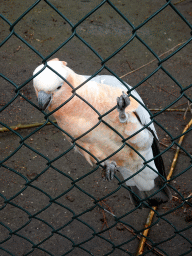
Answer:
33 58 69 111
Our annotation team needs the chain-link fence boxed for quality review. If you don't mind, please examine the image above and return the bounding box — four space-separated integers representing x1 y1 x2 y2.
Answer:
0 0 192 255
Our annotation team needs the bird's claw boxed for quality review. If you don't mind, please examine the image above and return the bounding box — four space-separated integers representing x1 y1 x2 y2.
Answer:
103 161 117 181
117 91 130 110
117 91 130 123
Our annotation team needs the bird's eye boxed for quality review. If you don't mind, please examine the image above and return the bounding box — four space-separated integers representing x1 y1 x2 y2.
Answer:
57 85 62 90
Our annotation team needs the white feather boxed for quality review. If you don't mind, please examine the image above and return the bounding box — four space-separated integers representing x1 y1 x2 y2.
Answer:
33 61 69 92
83 75 158 139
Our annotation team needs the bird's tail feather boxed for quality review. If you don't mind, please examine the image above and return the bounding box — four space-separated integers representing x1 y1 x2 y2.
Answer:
128 176 172 208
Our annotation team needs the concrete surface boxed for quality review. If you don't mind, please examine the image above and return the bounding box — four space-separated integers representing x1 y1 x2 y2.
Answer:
0 0 192 255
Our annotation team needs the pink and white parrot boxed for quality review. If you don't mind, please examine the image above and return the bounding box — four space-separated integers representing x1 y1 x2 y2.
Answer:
33 58 171 207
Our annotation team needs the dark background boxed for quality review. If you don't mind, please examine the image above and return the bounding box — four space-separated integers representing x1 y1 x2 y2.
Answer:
0 0 192 255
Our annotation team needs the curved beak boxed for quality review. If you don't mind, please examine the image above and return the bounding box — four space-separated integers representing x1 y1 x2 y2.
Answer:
38 91 52 111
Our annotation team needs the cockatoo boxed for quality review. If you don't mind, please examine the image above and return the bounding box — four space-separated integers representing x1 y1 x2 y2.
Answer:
33 58 171 207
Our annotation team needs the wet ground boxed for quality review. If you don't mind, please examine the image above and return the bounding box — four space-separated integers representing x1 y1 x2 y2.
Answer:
0 0 192 255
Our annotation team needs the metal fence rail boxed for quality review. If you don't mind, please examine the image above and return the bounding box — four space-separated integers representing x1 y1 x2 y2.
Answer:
0 0 192 255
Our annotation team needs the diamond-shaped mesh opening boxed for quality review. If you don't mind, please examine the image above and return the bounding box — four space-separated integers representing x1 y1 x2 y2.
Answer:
12 2 72 56
1 0 192 255
39 233 73 255
137 5 191 51
77 3 133 58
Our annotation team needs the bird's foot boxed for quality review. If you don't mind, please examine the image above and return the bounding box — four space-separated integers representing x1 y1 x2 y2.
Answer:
117 91 130 123
103 161 117 181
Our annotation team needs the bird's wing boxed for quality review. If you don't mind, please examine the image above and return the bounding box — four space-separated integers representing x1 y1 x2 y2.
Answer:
82 75 172 205
83 75 157 139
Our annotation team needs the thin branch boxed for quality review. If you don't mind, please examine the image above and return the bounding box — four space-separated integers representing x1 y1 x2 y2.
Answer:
171 102 188 109
136 117 192 255
0 121 57 133
99 200 113 240
157 85 178 98
159 142 189 156
167 118 192 180
149 108 186 112
120 41 186 79
174 0 187 5
136 206 157 256
99 200 164 256
0 107 189 133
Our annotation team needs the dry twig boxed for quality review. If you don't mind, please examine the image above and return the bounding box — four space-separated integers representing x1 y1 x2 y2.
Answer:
0 121 57 133
149 108 186 112
167 118 192 180
120 41 186 79
136 117 192 255
184 101 192 120
159 142 188 156
99 200 113 240
174 0 187 5
156 85 178 98
136 207 157 256
0 107 188 133
99 200 164 256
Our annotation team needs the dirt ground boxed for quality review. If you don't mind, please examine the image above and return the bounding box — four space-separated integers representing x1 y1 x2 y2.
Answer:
0 0 192 255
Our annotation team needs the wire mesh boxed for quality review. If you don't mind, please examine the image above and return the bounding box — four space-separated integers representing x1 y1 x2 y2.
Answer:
0 0 192 255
